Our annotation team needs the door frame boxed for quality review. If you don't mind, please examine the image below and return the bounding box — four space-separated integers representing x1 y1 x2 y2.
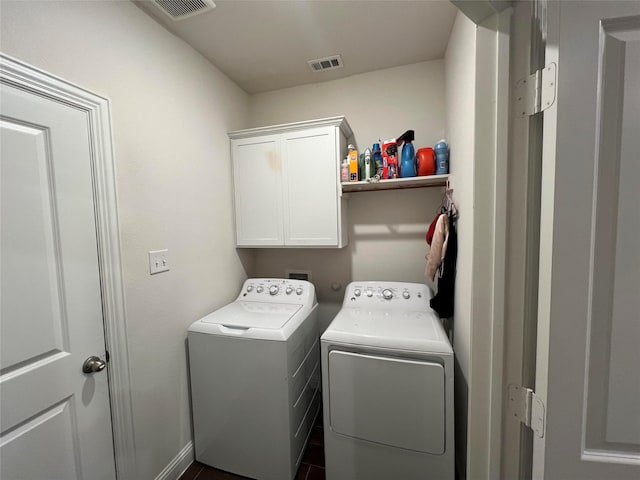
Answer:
0 54 136 479
446 5 512 479
500 0 547 478
463 8 513 480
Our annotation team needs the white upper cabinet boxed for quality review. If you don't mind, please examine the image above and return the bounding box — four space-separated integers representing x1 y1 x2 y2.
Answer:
229 117 351 248
232 134 284 246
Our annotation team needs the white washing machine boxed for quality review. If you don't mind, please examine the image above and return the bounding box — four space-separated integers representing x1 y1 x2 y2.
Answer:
321 281 454 480
188 278 320 480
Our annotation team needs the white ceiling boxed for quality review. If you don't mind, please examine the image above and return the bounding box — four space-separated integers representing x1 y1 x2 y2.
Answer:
135 0 458 94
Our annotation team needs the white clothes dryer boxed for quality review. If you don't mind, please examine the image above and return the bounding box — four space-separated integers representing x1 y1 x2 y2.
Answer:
321 281 454 480
188 278 320 480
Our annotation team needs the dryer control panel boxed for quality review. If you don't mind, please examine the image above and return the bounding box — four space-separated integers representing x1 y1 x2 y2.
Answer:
342 281 433 310
239 278 315 305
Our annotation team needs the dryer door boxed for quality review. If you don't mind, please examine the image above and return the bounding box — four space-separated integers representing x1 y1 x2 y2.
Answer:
328 350 445 454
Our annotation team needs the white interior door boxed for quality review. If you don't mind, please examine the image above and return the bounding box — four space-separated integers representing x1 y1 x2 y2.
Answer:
1 81 116 479
534 1 640 479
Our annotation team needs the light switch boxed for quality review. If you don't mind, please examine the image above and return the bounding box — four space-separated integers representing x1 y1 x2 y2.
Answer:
149 249 169 275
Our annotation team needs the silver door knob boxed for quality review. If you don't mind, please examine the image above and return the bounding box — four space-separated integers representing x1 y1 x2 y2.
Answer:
82 356 107 374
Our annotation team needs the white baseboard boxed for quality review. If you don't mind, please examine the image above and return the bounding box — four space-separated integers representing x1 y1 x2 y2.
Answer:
154 442 194 480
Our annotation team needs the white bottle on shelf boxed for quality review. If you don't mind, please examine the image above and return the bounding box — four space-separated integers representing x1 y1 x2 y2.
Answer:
363 148 372 180
341 155 349 182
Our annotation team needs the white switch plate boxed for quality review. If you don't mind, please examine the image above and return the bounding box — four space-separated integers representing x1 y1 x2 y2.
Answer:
149 249 169 275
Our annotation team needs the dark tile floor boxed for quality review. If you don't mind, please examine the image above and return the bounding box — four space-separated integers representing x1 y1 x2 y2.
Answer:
179 412 325 480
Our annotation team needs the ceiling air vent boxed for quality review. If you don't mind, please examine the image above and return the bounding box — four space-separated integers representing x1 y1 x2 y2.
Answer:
307 55 344 72
152 0 216 21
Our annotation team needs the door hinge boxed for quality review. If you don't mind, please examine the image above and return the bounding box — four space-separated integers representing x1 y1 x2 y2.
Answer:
508 384 545 437
515 63 556 117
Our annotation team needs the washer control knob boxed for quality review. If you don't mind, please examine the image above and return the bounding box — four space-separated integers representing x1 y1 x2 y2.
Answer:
295 287 303 295
382 289 393 300
354 289 361 297
366 289 374 297
402 290 410 299
246 285 254 292
256 286 264 293
285 286 293 295
269 285 279 296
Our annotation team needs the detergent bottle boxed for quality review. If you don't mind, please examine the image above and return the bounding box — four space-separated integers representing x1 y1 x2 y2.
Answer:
397 130 416 178
360 148 375 180
416 147 436 176
372 142 383 177
434 139 449 175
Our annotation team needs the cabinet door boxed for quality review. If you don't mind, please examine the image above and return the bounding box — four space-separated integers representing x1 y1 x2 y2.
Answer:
281 127 340 246
232 135 284 246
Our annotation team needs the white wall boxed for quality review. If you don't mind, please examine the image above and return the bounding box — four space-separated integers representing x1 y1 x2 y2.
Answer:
0 1 251 479
250 61 446 151
249 61 446 305
444 11 477 479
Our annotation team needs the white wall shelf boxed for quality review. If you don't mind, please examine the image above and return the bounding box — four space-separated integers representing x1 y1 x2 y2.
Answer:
341 174 449 193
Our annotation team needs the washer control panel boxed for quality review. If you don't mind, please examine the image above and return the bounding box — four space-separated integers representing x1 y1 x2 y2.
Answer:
343 281 432 309
240 278 313 304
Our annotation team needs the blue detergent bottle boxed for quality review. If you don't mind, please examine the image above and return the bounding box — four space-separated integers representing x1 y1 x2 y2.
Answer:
435 139 449 175
398 130 416 178
372 142 383 177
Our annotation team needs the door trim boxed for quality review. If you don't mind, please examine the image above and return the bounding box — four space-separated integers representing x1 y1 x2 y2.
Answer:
0 54 136 479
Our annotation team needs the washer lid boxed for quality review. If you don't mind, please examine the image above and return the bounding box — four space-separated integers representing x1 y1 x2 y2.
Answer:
321 308 452 354
200 301 302 329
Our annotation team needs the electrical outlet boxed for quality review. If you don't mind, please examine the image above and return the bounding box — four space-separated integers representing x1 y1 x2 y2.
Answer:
149 249 169 275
